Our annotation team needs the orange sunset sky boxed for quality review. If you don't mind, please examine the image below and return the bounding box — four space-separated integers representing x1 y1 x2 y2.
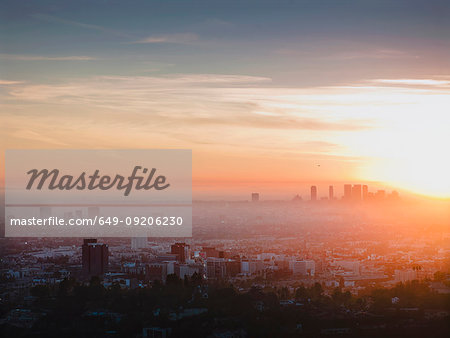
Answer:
1 1 450 199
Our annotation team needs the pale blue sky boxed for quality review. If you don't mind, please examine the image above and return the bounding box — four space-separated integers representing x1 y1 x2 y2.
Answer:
1 0 449 85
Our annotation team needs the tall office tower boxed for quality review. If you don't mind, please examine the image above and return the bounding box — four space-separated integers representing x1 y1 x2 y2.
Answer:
310 186 317 201
82 239 109 277
352 184 362 201
362 185 368 200
290 260 316 276
344 184 352 200
206 258 228 279
171 242 190 263
251 193 260 202
329 185 334 200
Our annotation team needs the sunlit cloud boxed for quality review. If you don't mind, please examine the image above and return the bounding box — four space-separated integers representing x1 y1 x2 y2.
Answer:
370 79 450 86
0 79 24 85
133 33 199 44
11 129 69 146
275 47 417 60
2 74 449 197
331 49 418 60
3 74 370 132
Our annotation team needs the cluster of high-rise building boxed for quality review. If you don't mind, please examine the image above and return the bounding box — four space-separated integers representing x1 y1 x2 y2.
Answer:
250 185 399 203
78 238 324 284
309 184 398 202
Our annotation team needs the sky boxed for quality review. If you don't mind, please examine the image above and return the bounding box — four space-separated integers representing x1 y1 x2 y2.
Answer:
1 0 450 199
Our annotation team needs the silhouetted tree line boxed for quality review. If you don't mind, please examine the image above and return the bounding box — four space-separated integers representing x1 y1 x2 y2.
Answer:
0 276 449 337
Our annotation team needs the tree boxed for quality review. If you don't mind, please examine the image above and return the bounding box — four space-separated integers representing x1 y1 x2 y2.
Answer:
310 282 323 300
31 284 50 298
295 285 307 300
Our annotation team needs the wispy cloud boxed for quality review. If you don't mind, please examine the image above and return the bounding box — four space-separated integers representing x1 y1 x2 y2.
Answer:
0 54 97 61
3 74 449 179
32 14 133 38
331 49 418 60
3 74 370 133
133 33 199 44
0 79 23 85
32 13 198 45
276 47 418 60
370 79 450 86
11 129 68 146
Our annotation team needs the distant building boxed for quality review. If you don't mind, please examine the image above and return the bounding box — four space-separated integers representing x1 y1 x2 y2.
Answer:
240 260 264 275
226 260 241 277
82 239 108 277
375 190 386 200
251 193 260 202
389 190 400 200
395 269 417 283
292 194 302 202
155 254 178 262
329 185 334 200
290 260 315 276
344 184 352 200
334 260 360 275
206 258 241 279
310 186 317 201
352 184 362 201
362 185 368 200
171 242 190 263
175 263 203 279
207 258 227 279
131 237 148 250
146 263 168 283
202 247 224 258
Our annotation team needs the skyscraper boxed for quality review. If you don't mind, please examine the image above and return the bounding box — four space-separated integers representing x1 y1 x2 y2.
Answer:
171 242 190 263
352 184 362 201
344 184 352 200
362 185 368 200
329 185 334 200
82 239 109 277
310 186 317 201
251 193 260 202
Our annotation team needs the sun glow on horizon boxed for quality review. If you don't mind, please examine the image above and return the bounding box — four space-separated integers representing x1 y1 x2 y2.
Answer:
341 85 450 198
1 76 449 199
